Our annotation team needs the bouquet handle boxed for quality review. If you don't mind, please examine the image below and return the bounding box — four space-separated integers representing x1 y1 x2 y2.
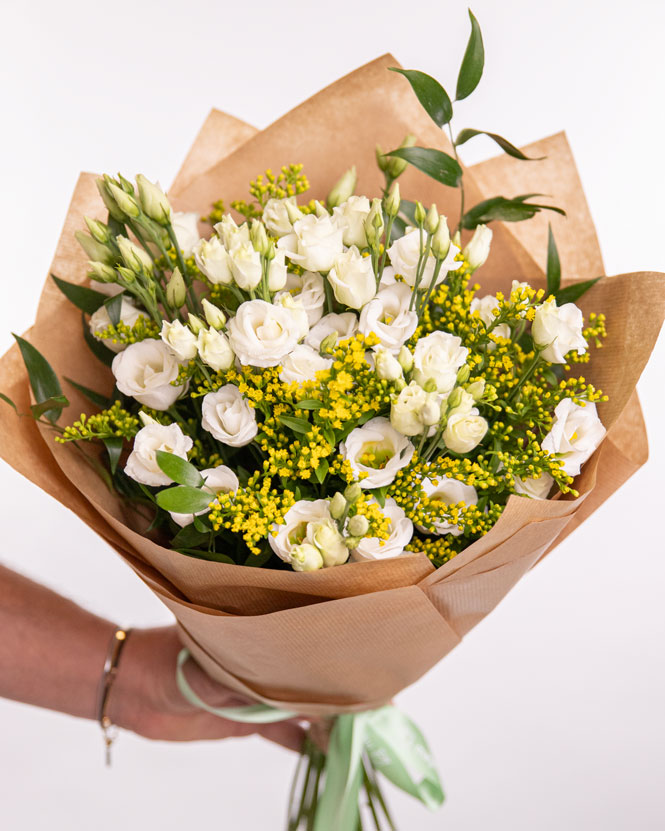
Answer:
176 650 444 830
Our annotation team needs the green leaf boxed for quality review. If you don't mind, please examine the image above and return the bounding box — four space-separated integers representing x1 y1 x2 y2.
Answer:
398 199 419 225
176 548 235 565
389 68 453 127
454 128 544 161
12 334 63 424
30 394 69 420
51 274 107 315
104 293 123 326
385 147 462 188
371 486 389 509
0 392 17 412
244 547 273 568
456 9 485 100
156 451 204 487
64 377 110 409
81 312 115 366
323 425 336 447
277 414 312 434
555 277 601 305
462 196 566 229
295 399 324 410
546 224 561 296
314 458 329 484
172 524 209 549
103 436 124 474
156 486 212 514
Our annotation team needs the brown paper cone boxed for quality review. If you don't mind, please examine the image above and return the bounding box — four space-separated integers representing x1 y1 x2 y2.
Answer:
1 55 663 715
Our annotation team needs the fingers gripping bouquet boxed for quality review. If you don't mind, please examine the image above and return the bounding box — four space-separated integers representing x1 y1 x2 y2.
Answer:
2 11 664 829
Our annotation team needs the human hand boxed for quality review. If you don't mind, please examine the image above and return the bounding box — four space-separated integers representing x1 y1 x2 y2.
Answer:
108 626 306 751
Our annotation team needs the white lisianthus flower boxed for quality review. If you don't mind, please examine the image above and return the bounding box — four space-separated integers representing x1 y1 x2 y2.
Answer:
277 271 326 326
267 249 288 292
332 195 370 248
513 472 554 500
89 299 142 353
262 196 299 238
269 499 333 563
279 345 333 384
463 225 492 271
228 240 263 291
387 227 461 289
305 313 359 351
352 498 413 561
447 389 476 418
375 347 403 382
416 476 478 536
327 246 377 309
306 518 349 567
290 543 325 572
379 265 397 288
201 385 258 447
213 215 250 250
273 294 309 341
112 339 185 410
169 465 239 528
532 298 587 364
470 294 510 341
227 299 302 367
278 213 344 273
443 411 488 454
196 328 235 372
390 382 440 437
541 399 606 476
412 331 469 395
358 283 418 353
193 237 233 285
124 422 193 487
339 416 414 489
171 211 201 256
160 319 198 361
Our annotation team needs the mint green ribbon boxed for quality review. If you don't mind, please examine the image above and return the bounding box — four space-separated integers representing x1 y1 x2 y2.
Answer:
176 648 444 829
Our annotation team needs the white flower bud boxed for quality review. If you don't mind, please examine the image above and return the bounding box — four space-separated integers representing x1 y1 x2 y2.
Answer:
397 346 414 373
136 174 171 225
420 397 442 427
84 216 111 244
364 198 384 246
117 236 153 274
76 231 114 265
344 483 362 503
456 365 471 384
166 267 187 308
197 328 235 372
96 177 125 222
285 200 304 225
88 261 117 283
250 219 269 255
532 297 587 364
386 134 416 179
463 225 493 271
327 166 357 209
466 379 486 401
384 182 401 219
347 514 369 537
425 204 439 235
307 519 349 567
319 332 338 355
194 237 233 285
443 412 488 454
375 347 404 382
188 313 205 335
414 201 427 226
107 181 140 218
202 298 226 330
161 319 197 361
431 216 451 260
313 200 329 218
329 492 347 519
291 543 324 572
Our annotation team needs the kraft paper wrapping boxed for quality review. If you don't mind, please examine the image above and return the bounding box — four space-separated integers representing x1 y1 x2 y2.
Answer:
1 56 664 717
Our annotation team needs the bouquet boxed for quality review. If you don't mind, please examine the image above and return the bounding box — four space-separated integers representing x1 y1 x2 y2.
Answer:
2 11 664 829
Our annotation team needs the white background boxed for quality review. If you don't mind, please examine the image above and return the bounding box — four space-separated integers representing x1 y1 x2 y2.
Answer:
1 0 664 828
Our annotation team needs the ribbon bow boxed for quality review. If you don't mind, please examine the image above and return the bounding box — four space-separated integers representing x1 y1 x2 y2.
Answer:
176 649 444 830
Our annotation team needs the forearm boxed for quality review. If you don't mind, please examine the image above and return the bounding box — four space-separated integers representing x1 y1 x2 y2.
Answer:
0 563 115 720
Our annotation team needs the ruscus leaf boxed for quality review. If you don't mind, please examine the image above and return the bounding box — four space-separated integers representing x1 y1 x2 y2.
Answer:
278 415 312 434
555 278 601 305
104 293 123 327
385 147 462 188
389 68 453 127
30 394 69 420
81 312 115 366
455 128 544 161
12 334 63 423
456 9 485 100
156 450 204 487
156 486 212 514
0 392 17 412
546 224 561 296
51 274 108 315
103 436 124 474
462 196 566 229
64 377 110 409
